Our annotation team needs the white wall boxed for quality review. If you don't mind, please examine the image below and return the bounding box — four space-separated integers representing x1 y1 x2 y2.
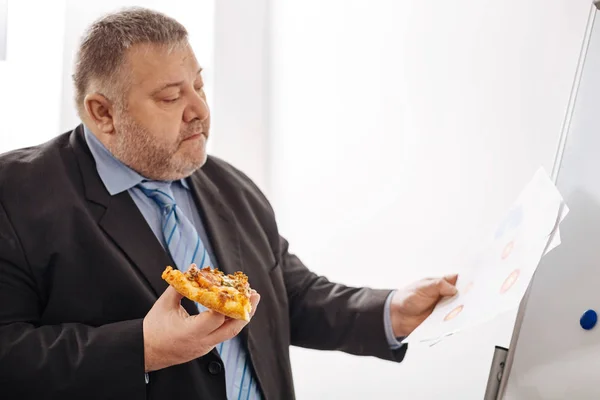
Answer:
211 0 271 193
0 0 7 61
268 0 592 398
0 0 66 152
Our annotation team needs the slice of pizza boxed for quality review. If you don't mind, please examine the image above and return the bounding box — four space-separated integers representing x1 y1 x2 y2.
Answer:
161 264 253 321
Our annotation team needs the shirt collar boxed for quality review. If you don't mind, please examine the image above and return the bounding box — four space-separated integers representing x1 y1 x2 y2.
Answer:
83 125 189 195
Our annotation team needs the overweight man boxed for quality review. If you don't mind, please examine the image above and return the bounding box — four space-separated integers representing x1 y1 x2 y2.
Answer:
0 7 458 399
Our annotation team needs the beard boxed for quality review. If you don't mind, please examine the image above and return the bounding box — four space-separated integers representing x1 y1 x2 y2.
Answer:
109 112 207 181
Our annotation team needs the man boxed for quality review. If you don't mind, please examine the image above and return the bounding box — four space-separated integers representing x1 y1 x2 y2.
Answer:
0 7 458 400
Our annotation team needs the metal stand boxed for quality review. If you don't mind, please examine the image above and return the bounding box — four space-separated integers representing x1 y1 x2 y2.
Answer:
483 346 508 399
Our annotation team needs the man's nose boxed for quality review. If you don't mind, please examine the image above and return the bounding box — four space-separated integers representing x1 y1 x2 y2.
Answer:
183 92 209 123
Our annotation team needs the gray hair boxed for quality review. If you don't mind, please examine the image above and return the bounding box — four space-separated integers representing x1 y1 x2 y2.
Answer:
73 7 188 114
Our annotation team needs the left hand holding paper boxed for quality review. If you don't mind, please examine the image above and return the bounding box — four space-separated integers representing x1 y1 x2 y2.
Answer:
390 274 459 337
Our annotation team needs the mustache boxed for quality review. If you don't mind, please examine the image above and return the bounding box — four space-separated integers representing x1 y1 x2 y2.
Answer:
180 121 206 139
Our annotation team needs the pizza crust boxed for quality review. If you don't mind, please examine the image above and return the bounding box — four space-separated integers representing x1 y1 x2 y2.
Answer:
162 266 252 321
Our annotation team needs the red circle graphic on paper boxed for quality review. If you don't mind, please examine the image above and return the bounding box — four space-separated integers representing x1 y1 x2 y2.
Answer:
501 241 515 260
500 269 520 294
444 305 464 322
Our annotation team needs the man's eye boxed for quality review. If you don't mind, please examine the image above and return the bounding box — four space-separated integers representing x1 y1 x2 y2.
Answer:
163 97 180 103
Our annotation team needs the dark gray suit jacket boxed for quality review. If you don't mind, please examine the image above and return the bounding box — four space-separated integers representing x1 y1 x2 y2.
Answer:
0 125 406 399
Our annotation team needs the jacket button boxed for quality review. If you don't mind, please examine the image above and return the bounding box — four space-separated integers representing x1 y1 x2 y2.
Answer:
208 361 222 375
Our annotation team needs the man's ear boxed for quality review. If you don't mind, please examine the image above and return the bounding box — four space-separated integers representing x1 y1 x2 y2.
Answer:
84 93 115 134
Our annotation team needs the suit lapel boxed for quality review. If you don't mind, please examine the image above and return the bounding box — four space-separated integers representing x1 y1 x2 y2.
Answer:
187 169 250 347
98 194 173 295
189 163 275 392
187 170 244 277
97 197 204 317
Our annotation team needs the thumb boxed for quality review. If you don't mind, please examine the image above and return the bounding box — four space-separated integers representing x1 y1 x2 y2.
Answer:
158 285 184 310
437 278 458 297
444 273 459 286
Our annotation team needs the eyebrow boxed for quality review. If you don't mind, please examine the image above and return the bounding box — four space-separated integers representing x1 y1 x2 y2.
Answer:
150 68 203 96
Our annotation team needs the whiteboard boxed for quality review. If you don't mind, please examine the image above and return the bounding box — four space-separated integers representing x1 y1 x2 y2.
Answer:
500 3 600 399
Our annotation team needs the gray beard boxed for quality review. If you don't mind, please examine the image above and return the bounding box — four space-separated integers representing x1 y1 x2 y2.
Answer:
109 113 205 181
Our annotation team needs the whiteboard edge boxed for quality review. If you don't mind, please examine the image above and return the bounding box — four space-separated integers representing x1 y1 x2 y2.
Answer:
551 5 598 183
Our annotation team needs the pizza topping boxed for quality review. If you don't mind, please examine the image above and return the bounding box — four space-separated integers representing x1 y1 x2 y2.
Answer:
183 264 250 298
186 265 219 288
221 275 236 287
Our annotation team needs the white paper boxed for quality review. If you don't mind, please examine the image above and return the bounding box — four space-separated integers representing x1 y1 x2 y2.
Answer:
402 168 568 344
543 202 569 256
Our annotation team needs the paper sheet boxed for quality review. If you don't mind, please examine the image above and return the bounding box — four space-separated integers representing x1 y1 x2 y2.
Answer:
402 168 569 344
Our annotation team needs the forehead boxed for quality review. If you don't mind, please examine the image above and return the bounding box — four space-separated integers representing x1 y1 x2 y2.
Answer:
124 42 201 88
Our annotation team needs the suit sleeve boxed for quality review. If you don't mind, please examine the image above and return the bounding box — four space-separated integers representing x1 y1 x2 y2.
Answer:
277 235 407 362
0 202 147 399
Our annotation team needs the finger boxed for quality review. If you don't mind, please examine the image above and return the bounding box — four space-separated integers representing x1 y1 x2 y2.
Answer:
159 285 184 310
249 291 261 318
179 305 190 317
203 293 260 345
186 309 228 335
437 278 458 296
443 273 459 285
204 316 250 346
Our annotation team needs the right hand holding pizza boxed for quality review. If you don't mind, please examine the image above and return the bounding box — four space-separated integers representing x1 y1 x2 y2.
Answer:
143 285 260 372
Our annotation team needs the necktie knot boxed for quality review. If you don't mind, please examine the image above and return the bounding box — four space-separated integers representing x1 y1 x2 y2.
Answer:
137 181 176 211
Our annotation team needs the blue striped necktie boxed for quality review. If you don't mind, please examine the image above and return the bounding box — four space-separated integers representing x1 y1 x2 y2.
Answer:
137 181 261 400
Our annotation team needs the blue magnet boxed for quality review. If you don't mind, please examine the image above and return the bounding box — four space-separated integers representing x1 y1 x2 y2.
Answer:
580 309 597 330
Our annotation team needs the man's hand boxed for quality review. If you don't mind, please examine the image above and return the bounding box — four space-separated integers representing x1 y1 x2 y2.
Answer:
390 274 458 337
143 286 260 372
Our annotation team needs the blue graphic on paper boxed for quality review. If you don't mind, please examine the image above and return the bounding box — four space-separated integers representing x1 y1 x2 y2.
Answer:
495 204 523 239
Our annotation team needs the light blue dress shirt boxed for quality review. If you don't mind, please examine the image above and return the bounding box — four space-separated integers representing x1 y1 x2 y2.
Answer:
82 125 404 396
